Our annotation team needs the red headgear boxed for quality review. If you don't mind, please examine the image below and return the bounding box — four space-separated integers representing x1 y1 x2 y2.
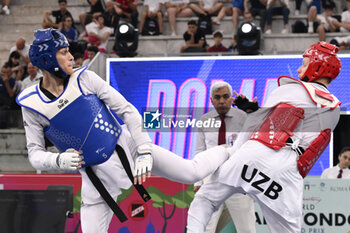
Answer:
301 41 341 82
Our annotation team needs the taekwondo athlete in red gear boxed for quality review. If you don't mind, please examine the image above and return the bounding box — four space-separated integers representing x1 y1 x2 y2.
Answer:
16 28 231 233
186 41 341 233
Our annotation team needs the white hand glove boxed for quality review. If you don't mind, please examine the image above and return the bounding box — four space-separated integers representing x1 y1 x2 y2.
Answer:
134 143 153 184
135 153 153 176
56 148 81 170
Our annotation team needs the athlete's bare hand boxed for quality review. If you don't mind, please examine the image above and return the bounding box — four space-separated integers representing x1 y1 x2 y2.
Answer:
193 185 201 193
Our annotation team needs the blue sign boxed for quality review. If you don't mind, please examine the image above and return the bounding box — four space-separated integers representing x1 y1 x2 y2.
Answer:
107 55 350 176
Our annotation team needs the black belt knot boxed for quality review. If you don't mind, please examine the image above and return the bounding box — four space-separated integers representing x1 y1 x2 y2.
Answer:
286 137 305 155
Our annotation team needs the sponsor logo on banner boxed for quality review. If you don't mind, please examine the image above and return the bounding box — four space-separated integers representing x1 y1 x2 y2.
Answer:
304 182 317 191
319 182 326 191
129 202 147 221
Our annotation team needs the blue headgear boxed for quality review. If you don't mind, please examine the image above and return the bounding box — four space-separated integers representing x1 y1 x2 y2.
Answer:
29 28 70 78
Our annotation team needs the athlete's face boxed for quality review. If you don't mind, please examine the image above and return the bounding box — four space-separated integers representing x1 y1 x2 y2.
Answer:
338 150 350 169
297 57 310 79
211 87 232 115
56 47 74 75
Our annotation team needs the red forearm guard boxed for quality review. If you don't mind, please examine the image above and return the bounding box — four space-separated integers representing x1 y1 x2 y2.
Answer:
250 103 305 150
297 128 331 178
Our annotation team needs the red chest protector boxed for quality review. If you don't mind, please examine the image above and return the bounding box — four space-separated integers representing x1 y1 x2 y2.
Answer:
250 103 305 150
251 76 340 178
279 76 341 177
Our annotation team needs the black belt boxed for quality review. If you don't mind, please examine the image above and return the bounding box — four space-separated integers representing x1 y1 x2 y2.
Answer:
85 144 151 223
115 144 151 202
286 137 305 155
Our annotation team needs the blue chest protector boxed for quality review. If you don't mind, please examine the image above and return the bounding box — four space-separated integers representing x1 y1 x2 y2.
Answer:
17 66 122 167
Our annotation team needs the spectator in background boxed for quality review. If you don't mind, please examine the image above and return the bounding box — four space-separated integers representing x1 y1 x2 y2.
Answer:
307 0 339 41
73 52 84 68
294 0 322 16
115 0 139 29
231 0 246 35
213 0 246 34
227 11 255 52
333 0 350 33
85 14 99 44
166 0 193 36
0 63 21 110
1 0 10 15
265 0 290 34
329 35 350 50
321 147 350 179
207 31 228 52
242 10 255 23
140 0 164 35
103 0 119 34
86 15 113 53
10 37 30 66
181 20 208 52
21 63 42 90
83 45 99 66
60 15 80 54
42 0 74 29
7 51 25 81
189 0 224 23
244 0 267 32
79 0 105 29
227 36 237 52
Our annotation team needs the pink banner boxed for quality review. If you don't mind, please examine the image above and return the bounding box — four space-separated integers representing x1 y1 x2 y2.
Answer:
0 174 192 233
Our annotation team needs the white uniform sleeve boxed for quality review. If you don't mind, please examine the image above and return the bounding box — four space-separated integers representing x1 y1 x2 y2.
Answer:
80 70 152 147
195 121 207 155
22 107 59 170
194 120 207 186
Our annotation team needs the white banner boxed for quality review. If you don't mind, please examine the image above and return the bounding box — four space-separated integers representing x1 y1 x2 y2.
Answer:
255 177 350 233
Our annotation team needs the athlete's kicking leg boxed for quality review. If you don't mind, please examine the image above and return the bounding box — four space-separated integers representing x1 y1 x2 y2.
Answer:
151 145 230 184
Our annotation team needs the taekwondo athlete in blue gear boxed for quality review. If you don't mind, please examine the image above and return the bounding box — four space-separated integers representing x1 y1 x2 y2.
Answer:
16 28 232 233
21 29 122 168
17 28 152 226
